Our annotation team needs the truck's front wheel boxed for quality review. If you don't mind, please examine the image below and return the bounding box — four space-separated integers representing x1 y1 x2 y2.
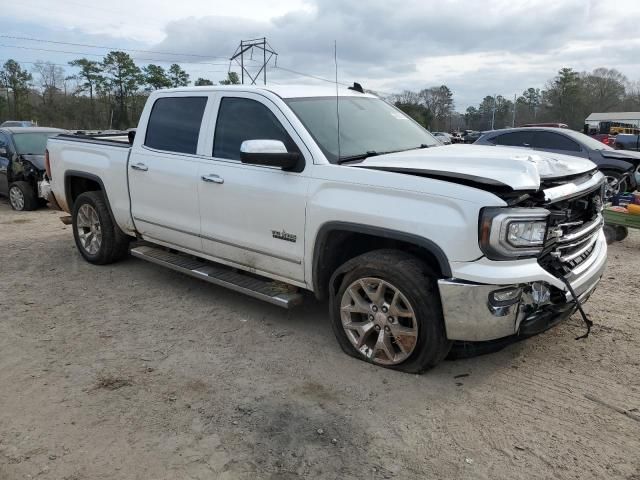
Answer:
72 191 130 265
330 250 451 373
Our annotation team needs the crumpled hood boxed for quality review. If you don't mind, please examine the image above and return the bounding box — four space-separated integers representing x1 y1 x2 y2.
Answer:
20 154 46 171
351 144 597 190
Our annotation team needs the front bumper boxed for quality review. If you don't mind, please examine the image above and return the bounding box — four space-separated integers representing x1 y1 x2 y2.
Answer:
438 231 607 342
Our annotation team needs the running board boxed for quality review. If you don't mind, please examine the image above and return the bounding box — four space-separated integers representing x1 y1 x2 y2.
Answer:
130 245 303 308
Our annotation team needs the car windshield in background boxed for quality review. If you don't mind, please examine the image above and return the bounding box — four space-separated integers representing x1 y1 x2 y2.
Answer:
285 96 440 163
12 132 60 155
562 129 615 151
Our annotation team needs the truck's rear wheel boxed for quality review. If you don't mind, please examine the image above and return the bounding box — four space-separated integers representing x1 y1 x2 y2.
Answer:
72 191 130 264
330 250 451 373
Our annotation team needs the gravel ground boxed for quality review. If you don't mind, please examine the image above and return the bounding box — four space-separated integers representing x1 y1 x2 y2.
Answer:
0 199 639 480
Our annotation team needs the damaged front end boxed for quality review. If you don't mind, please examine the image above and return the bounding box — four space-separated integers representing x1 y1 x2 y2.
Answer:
438 170 607 344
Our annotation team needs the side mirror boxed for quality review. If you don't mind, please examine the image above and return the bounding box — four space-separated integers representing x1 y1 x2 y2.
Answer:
240 140 300 171
128 130 136 145
0 146 7 157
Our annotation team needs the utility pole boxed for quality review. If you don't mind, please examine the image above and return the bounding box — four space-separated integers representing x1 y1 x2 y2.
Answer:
229 38 278 85
512 93 516 127
491 94 496 130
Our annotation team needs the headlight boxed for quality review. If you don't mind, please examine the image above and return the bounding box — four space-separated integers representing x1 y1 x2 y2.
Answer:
479 207 550 260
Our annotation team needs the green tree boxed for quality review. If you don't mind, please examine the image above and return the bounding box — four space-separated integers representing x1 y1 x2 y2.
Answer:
582 68 626 112
0 59 33 118
219 71 240 85
101 51 143 128
68 58 102 103
168 64 189 87
194 77 214 86
143 64 172 90
544 67 582 128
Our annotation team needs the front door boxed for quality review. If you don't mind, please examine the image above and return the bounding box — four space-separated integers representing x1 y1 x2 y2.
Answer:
198 94 310 284
129 94 210 252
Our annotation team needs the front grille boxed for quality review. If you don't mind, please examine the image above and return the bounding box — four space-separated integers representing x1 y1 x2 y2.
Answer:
538 182 604 278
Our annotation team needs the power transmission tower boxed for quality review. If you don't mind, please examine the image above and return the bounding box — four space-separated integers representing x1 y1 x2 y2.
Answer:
229 38 278 85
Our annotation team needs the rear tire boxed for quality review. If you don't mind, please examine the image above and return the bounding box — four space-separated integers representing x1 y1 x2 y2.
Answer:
72 191 130 265
329 249 451 373
8 181 38 211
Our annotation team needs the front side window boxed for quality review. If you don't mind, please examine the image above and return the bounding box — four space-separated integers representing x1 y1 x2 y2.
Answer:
533 132 580 152
145 97 207 154
213 97 299 161
490 131 533 147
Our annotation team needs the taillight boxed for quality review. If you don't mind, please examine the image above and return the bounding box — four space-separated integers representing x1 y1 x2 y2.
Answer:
45 148 52 179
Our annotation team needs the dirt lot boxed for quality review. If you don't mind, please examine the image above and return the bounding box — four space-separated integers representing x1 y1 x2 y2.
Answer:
0 199 639 480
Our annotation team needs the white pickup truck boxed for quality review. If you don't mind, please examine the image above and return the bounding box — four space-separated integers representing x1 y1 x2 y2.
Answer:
46 85 607 372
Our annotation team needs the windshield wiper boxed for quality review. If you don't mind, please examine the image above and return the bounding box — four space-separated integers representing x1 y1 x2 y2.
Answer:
337 150 381 164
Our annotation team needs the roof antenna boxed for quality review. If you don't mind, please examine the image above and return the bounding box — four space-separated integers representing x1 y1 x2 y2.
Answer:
334 40 341 161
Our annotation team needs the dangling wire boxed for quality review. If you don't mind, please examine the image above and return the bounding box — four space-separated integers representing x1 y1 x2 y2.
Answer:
561 277 593 340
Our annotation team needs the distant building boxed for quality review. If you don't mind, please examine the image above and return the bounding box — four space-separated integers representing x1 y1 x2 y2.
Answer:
585 112 640 135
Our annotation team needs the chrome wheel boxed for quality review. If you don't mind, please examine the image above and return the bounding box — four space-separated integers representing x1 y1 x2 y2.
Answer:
76 204 102 255
9 186 25 211
340 277 418 366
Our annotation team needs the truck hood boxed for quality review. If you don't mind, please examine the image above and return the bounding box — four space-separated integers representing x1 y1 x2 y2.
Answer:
351 144 597 191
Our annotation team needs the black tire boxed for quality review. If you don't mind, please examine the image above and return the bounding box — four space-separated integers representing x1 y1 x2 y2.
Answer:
72 191 130 265
603 224 617 245
329 249 451 373
601 169 629 199
8 181 38 211
615 226 629 242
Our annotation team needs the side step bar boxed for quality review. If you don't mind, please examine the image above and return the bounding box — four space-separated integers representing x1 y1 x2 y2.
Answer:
130 245 303 308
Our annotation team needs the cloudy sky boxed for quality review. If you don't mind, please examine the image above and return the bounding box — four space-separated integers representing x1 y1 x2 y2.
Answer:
2 0 640 109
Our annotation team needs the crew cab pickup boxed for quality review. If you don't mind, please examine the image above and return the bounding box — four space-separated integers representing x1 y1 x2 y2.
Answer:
46 85 607 372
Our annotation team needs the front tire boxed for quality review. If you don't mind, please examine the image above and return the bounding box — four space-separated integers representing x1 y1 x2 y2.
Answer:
8 181 38 211
329 250 451 373
72 191 130 265
602 169 629 199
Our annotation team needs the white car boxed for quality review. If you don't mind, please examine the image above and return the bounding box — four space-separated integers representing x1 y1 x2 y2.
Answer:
45 85 607 372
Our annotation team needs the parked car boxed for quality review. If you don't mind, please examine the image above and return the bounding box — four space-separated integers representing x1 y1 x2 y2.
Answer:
475 127 640 198
0 127 66 210
614 133 640 151
462 130 482 143
449 132 464 143
0 120 35 128
591 133 616 147
47 85 606 372
432 132 452 145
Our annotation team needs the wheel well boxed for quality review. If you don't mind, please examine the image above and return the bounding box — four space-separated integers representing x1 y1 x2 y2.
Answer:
313 227 450 300
65 175 102 209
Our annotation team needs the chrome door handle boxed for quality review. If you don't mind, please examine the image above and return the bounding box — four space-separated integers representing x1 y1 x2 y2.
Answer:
201 174 224 184
130 163 148 171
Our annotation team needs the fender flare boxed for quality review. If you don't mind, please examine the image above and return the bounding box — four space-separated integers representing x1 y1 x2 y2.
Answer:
64 170 116 221
312 221 452 298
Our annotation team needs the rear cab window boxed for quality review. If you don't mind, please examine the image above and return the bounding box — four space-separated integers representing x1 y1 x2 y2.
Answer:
144 97 208 154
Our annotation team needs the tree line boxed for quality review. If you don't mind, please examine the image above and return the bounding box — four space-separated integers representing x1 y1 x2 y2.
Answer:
0 52 240 130
2 52 640 133
392 67 640 133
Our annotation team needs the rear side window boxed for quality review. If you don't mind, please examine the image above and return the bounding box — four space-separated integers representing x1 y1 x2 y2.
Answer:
145 97 207 154
213 97 299 161
533 132 581 152
490 131 533 147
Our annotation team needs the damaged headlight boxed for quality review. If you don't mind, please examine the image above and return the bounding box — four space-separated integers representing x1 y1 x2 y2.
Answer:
479 207 550 260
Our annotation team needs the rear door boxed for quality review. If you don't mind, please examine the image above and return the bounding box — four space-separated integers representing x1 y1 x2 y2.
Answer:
129 94 210 252
532 131 588 158
197 93 311 284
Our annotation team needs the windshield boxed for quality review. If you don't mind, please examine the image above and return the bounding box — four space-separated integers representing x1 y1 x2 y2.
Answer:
12 132 61 155
285 96 440 163
562 129 614 151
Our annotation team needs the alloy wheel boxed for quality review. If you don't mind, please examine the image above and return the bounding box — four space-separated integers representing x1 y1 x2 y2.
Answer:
76 204 102 255
9 186 25 211
340 277 418 366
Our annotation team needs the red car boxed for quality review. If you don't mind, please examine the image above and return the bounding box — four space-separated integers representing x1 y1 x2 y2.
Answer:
591 133 616 147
